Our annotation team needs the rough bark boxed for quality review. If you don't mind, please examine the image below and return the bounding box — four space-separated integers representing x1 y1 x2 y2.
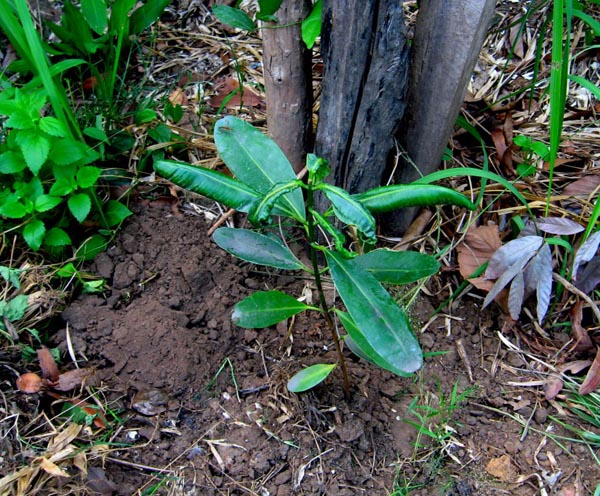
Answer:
262 0 312 173
388 0 497 232
314 0 409 198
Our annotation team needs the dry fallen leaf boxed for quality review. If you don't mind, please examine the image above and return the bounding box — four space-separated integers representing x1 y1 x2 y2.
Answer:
16 372 44 393
37 347 60 382
570 301 594 351
208 77 263 109
485 454 517 482
579 347 600 395
563 174 600 197
544 376 564 401
456 224 502 291
53 368 95 392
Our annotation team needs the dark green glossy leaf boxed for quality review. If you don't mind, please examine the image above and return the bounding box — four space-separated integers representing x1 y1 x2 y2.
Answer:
232 290 316 328
213 228 305 270
154 159 261 213
81 0 107 34
354 184 476 213
212 5 256 30
258 0 283 16
306 153 329 183
326 250 422 374
248 180 302 224
214 117 305 221
287 363 336 393
318 183 375 240
353 249 440 284
130 0 171 34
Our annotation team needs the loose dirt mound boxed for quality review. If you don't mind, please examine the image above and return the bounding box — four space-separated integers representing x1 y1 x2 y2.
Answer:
59 204 598 495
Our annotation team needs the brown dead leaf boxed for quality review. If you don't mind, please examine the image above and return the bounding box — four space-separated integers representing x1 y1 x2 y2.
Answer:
38 347 60 382
491 127 508 162
53 368 95 392
86 466 117 496
563 174 600 197
39 457 70 477
559 360 593 374
544 376 564 401
570 301 594 351
168 87 187 106
579 347 600 395
456 224 502 290
485 454 517 482
208 77 263 109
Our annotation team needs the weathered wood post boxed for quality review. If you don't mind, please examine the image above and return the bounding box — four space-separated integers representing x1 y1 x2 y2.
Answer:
262 0 312 173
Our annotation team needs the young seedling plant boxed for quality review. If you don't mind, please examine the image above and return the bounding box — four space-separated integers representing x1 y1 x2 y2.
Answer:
154 116 476 394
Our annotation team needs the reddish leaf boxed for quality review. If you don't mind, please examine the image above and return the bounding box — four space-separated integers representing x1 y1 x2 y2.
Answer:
208 77 263 109
37 347 60 382
53 368 96 392
536 217 584 235
570 301 594 351
579 348 600 395
456 225 502 291
544 376 563 400
563 174 600 197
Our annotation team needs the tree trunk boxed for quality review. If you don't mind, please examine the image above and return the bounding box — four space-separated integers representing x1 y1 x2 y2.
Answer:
262 0 312 173
388 0 497 232
314 0 409 199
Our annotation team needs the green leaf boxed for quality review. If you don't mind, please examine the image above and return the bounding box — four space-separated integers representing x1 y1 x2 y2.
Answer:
212 5 256 30
130 0 171 34
34 194 62 212
109 0 136 34
569 74 600 100
154 159 261 213
56 262 78 277
83 127 109 141
23 219 46 251
0 151 27 174
81 0 108 34
102 200 132 227
0 198 27 218
232 290 316 328
338 311 411 376
318 183 376 240
213 228 305 270
287 363 336 393
0 266 22 289
306 153 329 183
214 117 305 221
326 250 422 375
76 166 102 188
75 234 107 261
15 129 50 175
258 0 283 16
301 0 321 48
68 192 92 223
248 180 303 224
354 184 476 213
134 108 157 124
44 227 72 247
1 294 29 322
353 249 440 284
38 116 67 137
51 139 84 165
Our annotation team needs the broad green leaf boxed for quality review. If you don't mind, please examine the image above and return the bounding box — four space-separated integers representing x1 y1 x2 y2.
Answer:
56 262 78 277
0 151 27 174
232 290 316 328
75 234 107 261
211 5 256 30
102 200 133 227
0 198 27 218
109 0 136 33
318 183 375 240
68 192 92 223
354 184 476 213
0 266 22 289
130 0 171 34
248 180 303 224
38 116 67 137
23 219 46 251
76 166 102 188
353 249 440 284
134 108 157 124
2 294 29 321
306 153 329 183
44 227 72 247
51 139 85 165
287 363 336 393
154 159 261 213
214 117 305 221
15 129 50 175
81 0 108 34
326 250 423 374
83 126 109 141
258 0 283 16
301 0 321 49
34 194 62 212
213 228 305 270
337 310 411 377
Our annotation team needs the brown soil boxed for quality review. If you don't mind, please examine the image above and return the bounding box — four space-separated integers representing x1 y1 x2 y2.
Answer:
53 203 599 495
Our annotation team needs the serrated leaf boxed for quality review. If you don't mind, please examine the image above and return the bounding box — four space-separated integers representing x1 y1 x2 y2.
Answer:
0 198 27 218
0 151 27 174
68 193 92 223
301 0 321 49
38 116 67 137
353 249 440 284
212 5 256 30
154 159 261 213
23 219 46 251
287 363 336 393
76 166 102 188
232 290 316 328
214 117 305 221
51 139 85 166
319 183 376 240
574 231 600 278
326 251 422 374
34 194 62 212
536 217 584 235
15 130 50 175
508 271 525 320
485 236 544 279
44 227 72 247
81 0 108 34
213 228 305 270
102 200 132 227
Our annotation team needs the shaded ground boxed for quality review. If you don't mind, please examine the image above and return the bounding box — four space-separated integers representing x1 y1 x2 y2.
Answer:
51 203 598 495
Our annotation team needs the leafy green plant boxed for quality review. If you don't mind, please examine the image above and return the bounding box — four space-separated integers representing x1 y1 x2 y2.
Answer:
154 116 476 394
0 85 132 254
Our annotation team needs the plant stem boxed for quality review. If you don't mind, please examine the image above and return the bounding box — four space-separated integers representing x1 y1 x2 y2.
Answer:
306 187 351 397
